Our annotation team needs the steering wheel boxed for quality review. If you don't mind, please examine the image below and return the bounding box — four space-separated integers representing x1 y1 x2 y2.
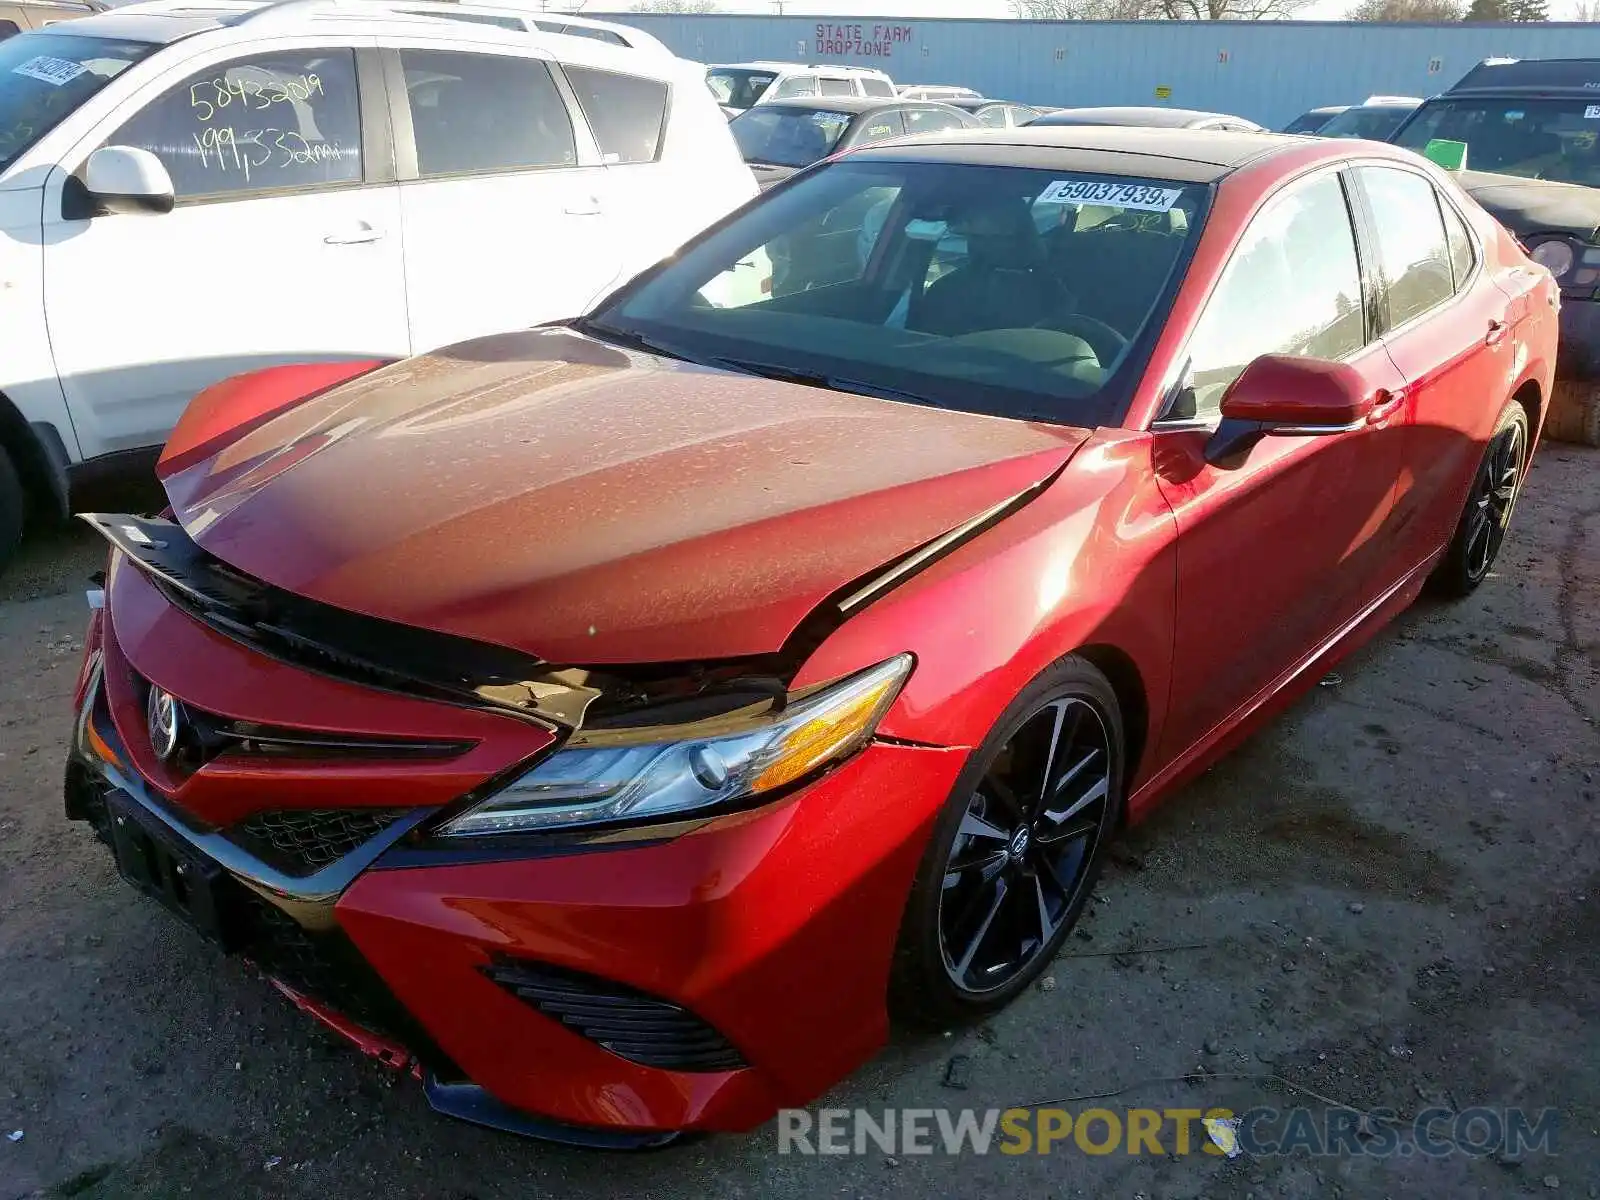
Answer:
1033 313 1129 365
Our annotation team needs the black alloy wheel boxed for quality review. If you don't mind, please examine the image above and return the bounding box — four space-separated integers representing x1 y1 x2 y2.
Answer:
1432 401 1530 599
892 657 1123 1023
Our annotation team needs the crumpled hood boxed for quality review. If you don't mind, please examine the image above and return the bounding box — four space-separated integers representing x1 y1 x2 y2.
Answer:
159 328 1087 665
1458 170 1600 243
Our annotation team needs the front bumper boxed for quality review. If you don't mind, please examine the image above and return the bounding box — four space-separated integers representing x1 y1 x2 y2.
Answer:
67 609 964 1139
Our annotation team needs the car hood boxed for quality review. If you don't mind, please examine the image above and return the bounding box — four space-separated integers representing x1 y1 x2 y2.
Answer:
1457 170 1600 242
158 328 1088 665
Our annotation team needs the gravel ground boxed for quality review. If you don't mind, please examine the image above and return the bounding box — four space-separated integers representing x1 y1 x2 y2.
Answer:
1 446 1596 1200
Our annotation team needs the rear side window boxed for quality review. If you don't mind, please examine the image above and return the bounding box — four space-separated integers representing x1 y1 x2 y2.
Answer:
109 49 362 200
1358 166 1455 328
564 65 669 165
818 77 852 97
904 108 964 134
854 110 904 146
860 77 894 98
0 20 19 39
771 75 815 99
400 50 576 178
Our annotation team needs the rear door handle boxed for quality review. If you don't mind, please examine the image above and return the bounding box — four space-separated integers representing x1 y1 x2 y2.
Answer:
563 197 603 217
1367 387 1408 424
324 223 384 245
1486 318 1509 346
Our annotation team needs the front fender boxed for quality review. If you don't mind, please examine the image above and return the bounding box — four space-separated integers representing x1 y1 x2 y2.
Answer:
792 429 1178 797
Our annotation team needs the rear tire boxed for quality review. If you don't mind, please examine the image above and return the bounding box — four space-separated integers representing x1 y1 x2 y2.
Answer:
0 448 23 577
890 655 1124 1027
1429 401 1530 600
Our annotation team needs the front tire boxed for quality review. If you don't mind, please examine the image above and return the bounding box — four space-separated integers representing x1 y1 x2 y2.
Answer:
890 656 1124 1026
1430 401 1530 599
0 448 23 577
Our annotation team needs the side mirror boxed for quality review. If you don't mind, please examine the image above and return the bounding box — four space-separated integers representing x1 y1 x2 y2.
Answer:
79 146 176 216
1204 354 1375 466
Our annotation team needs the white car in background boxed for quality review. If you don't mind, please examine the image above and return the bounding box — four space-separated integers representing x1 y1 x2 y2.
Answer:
895 84 979 101
704 60 895 117
0 0 762 568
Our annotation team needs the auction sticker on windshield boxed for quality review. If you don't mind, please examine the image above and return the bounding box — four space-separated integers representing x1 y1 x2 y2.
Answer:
1037 179 1182 210
12 56 89 86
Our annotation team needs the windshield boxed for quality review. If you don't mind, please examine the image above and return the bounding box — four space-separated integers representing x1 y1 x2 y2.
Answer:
1394 97 1600 186
0 33 156 173
705 68 776 111
1317 105 1413 141
731 106 853 167
584 160 1208 426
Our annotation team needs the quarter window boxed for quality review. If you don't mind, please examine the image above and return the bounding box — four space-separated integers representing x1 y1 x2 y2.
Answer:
819 77 852 97
400 51 575 178
564 65 668 165
1358 165 1455 328
0 20 20 39
854 111 904 146
1180 172 1365 418
860 77 894 98
108 50 362 200
1440 196 1476 290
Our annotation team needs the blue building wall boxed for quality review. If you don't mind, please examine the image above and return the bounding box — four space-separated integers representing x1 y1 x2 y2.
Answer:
594 13 1600 127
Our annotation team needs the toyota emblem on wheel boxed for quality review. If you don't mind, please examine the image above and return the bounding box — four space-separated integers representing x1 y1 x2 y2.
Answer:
146 687 182 762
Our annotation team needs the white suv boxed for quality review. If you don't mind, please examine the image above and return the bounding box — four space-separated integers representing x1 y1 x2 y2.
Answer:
0 0 760 567
705 61 895 116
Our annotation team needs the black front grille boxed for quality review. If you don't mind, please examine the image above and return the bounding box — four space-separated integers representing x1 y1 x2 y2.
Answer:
228 808 410 876
483 957 747 1073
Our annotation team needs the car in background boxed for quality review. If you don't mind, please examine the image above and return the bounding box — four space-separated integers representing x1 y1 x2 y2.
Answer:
944 96 1043 128
1028 106 1264 132
731 96 978 189
394 3 673 53
897 84 980 101
705 61 895 117
0 0 760 572
0 0 101 39
68 123 1554 1147
1309 96 1421 141
1390 56 1600 378
1282 104 1345 134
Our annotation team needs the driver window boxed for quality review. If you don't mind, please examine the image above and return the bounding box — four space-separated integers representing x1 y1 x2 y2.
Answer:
1178 171 1365 420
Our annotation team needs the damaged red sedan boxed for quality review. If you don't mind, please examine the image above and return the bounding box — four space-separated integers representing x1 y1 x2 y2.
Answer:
68 128 1555 1145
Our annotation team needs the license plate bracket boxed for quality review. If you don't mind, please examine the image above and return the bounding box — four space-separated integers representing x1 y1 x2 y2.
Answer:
105 789 238 950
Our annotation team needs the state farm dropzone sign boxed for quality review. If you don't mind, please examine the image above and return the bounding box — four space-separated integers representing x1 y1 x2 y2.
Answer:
813 23 915 59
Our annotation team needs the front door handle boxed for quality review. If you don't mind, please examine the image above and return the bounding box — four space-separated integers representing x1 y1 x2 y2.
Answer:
1486 318 1509 346
563 197 603 217
324 223 384 245
1366 387 1408 425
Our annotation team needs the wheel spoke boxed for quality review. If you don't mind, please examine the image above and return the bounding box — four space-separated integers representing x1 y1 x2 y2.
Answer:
943 848 1009 890
1044 774 1108 825
1033 873 1058 946
1036 701 1071 808
980 771 1027 823
1049 747 1101 800
1034 816 1098 848
951 876 1009 982
959 811 1010 843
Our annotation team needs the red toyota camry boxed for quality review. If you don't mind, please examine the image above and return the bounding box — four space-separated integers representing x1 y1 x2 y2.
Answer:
67 128 1555 1146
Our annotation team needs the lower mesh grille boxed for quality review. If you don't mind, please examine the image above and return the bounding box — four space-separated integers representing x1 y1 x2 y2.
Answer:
483 958 748 1073
229 808 409 876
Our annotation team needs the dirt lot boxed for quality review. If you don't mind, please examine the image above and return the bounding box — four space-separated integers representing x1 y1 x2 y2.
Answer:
1 445 1597 1200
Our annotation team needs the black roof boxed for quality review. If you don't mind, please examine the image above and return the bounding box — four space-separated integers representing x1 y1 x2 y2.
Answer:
845 125 1302 183
1448 57 1600 95
741 96 970 116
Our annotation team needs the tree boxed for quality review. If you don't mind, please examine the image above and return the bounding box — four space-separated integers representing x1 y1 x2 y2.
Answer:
1011 0 1314 17
1462 0 1510 17
629 0 717 11
1505 0 1547 18
1347 0 1463 18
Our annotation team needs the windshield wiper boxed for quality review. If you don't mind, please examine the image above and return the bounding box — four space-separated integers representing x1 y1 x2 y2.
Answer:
706 357 946 408
573 319 710 367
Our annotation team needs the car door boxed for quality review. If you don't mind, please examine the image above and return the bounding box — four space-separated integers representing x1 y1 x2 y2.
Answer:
41 42 409 462
1350 163 1518 571
387 45 621 353
1152 167 1412 761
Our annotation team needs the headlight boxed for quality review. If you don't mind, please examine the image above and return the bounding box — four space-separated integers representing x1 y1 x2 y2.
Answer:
437 654 914 837
1530 238 1576 278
